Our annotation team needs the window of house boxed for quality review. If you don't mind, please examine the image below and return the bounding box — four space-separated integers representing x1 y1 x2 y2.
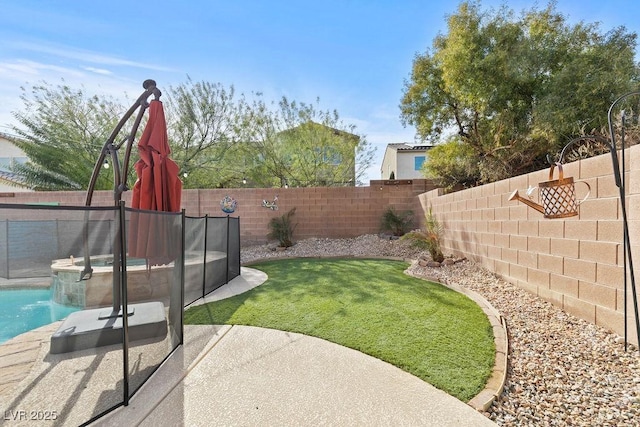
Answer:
0 156 26 169
314 147 342 165
323 148 342 166
414 155 426 171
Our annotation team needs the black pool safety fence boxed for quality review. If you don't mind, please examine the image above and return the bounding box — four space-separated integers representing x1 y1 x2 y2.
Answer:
0 202 240 425
184 214 241 307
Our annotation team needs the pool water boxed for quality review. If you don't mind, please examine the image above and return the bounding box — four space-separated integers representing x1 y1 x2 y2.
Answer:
0 288 80 344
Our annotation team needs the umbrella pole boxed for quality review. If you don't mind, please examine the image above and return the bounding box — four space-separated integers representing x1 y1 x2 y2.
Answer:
50 80 171 356
83 79 161 313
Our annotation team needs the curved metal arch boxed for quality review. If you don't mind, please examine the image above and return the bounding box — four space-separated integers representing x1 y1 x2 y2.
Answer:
84 79 161 207
545 91 640 350
80 80 162 309
607 90 640 350
551 91 640 349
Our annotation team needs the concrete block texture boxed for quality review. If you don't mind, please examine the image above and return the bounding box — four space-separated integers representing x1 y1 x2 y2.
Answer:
579 240 619 265
564 258 597 282
528 236 551 254
578 198 619 220
565 220 597 240
550 274 579 297
563 295 596 324
597 263 624 289
578 280 617 310
550 238 579 258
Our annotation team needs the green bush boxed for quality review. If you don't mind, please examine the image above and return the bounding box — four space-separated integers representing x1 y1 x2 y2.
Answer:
380 207 414 237
422 138 480 189
267 207 297 247
402 206 444 262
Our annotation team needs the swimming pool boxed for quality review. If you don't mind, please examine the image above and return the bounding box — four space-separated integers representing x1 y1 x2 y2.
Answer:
0 288 80 344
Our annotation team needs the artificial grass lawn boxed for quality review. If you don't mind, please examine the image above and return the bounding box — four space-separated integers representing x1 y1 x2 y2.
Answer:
184 258 495 401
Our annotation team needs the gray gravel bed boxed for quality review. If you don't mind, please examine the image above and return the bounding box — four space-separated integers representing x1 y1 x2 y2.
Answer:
241 235 640 426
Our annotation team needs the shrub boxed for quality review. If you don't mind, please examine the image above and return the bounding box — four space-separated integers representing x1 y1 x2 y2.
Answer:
267 207 297 247
380 207 414 237
402 206 444 263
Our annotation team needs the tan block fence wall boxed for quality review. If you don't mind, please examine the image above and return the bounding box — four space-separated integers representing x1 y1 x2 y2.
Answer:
419 145 640 344
0 179 437 246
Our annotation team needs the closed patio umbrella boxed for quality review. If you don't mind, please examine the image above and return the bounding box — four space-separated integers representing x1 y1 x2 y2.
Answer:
128 99 182 266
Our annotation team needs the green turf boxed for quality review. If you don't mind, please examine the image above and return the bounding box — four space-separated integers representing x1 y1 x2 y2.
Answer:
184 258 495 401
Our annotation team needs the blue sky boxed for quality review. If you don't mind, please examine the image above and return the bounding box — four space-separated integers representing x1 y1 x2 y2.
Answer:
1 0 639 184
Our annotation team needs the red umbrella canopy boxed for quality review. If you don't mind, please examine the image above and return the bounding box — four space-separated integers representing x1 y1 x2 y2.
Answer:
132 100 182 212
129 100 182 264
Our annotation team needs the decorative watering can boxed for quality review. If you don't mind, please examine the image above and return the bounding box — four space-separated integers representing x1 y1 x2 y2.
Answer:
508 163 590 219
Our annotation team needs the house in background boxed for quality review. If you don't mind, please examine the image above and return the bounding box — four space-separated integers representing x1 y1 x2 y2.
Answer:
185 120 360 188
380 143 434 180
0 132 32 192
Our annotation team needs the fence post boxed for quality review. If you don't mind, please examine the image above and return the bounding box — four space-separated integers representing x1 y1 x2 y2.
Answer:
226 215 230 285
180 209 186 345
202 215 208 300
4 219 9 279
119 201 130 405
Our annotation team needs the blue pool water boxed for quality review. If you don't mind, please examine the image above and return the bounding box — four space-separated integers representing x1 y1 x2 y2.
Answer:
0 288 80 344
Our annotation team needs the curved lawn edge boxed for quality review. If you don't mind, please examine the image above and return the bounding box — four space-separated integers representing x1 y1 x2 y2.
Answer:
405 261 509 411
193 256 502 404
244 254 507 409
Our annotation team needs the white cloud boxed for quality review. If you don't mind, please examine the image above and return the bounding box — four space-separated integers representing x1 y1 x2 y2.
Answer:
83 66 112 76
7 41 176 72
0 59 85 78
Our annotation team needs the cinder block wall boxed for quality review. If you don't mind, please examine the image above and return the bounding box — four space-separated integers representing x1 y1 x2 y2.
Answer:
0 179 437 246
419 145 640 343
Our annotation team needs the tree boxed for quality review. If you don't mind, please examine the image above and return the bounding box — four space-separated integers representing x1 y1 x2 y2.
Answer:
165 77 250 189
240 96 375 187
400 1 640 186
10 81 124 190
10 78 376 190
422 136 479 188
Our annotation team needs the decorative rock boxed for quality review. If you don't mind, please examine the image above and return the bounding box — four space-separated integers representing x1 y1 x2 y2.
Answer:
442 258 456 266
426 260 441 268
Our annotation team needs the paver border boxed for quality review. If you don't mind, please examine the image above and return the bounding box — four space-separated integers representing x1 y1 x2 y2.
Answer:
404 261 508 412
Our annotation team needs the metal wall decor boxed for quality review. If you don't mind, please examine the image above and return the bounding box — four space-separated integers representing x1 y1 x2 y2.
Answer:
509 162 590 219
220 195 237 213
262 195 278 210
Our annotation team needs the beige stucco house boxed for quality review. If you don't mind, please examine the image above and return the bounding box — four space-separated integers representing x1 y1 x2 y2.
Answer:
0 132 31 192
380 143 434 180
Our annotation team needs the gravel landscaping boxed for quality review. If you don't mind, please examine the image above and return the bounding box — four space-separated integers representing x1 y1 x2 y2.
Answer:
241 234 640 426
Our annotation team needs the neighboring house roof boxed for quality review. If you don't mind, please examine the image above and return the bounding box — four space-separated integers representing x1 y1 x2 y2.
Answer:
386 143 435 151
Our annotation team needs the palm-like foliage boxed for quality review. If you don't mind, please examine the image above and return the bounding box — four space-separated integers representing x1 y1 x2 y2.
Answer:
380 207 414 236
10 82 125 191
267 207 297 247
402 206 444 263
